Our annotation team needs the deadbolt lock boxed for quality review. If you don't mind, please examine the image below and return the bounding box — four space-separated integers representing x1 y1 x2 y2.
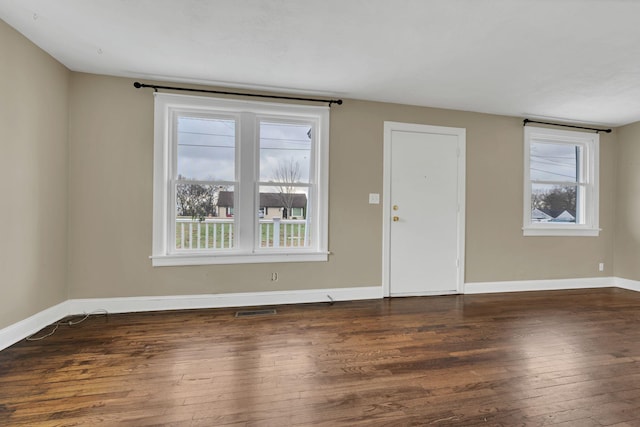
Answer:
393 216 399 222
393 205 399 211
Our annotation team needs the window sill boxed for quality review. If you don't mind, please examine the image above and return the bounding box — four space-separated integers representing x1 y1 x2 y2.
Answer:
523 227 600 237
151 251 329 267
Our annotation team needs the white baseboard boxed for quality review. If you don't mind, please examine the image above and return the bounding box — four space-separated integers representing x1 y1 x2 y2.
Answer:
463 276 615 294
0 301 71 352
3 278 639 352
0 286 382 351
614 277 640 292
65 286 384 314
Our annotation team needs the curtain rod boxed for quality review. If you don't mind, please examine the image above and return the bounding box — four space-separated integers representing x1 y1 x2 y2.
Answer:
523 118 611 134
133 82 343 106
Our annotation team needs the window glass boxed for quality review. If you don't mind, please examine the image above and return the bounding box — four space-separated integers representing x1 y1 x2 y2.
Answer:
177 116 235 181
259 121 312 183
530 183 578 224
175 185 235 250
530 142 581 182
258 185 310 249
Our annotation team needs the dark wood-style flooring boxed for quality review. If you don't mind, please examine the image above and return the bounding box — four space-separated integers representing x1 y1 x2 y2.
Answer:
2 288 640 426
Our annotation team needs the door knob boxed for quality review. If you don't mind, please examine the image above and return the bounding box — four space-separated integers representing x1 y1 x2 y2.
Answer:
393 205 399 211
393 216 399 222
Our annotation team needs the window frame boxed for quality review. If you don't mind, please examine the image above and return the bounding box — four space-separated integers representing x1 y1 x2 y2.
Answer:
523 126 599 237
151 93 329 266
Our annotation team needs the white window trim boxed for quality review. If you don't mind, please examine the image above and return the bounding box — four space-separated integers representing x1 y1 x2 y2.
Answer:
523 126 600 237
151 93 329 266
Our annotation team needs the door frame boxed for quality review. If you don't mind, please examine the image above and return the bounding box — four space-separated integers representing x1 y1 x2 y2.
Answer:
382 122 466 297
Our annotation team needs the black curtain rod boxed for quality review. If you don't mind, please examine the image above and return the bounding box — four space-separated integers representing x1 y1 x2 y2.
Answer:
133 82 343 106
523 118 611 134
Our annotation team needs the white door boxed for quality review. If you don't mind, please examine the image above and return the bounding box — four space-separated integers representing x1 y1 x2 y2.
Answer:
383 122 465 296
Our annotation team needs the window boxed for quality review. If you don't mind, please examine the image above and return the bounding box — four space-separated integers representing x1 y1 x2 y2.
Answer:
523 126 599 236
152 93 329 266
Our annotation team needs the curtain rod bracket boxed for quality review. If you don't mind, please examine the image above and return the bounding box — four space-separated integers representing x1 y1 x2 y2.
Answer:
133 81 342 106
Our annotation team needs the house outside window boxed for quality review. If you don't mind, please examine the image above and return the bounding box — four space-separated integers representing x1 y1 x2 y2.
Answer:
151 93 329 266
523 126 599 236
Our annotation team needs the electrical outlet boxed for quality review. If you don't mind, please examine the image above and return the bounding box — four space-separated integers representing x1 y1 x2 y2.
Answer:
271 272 279 282
598 263 604 272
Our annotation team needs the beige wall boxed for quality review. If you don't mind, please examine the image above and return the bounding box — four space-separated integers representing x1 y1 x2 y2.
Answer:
0 20 70 329
0 16 618 318
67 73 380 297
66 73 615 299
615 122 640 280
335 101 615 283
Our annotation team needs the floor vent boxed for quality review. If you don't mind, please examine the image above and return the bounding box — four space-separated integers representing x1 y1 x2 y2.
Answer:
235 309 277 318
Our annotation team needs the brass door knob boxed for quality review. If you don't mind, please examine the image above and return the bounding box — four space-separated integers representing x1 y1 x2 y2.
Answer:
393 205 399 211
393 216 399 222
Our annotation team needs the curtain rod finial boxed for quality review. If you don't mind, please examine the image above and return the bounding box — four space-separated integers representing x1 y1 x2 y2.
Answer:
133 81 142 89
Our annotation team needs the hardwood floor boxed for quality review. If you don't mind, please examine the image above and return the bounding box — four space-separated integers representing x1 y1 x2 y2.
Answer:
2 288 640 426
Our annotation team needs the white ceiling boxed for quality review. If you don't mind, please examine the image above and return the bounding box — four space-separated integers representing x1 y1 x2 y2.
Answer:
2 0 640 126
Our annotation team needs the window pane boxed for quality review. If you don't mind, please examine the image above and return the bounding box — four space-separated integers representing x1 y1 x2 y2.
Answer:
177 116 235 181
530 183 577 223
530 142 581 182
260 121 312 183
258 185 310 248
175 184 234 250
